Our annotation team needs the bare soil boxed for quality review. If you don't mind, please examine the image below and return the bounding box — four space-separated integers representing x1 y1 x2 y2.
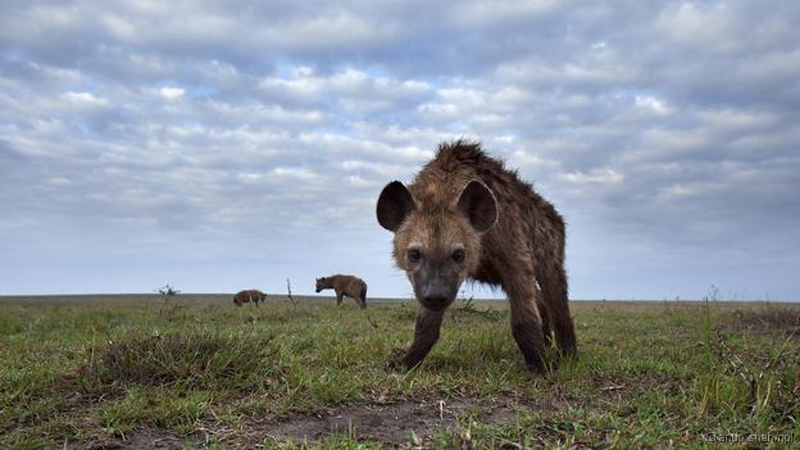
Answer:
257 397 518 444
70 431 185 450
80 396 528 449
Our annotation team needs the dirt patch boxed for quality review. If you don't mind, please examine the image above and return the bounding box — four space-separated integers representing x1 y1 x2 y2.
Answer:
69 431 186 450
98 396 530 448
118 433 186 450
263 397 517 444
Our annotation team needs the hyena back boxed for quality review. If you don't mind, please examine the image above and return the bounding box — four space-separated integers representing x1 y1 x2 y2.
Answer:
233 289 267 307
376 140 577 373
315 274 368 309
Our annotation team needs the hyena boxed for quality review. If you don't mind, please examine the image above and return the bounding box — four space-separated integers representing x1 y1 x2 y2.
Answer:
315 275 368 309
376 140 577 373
233 289 267 307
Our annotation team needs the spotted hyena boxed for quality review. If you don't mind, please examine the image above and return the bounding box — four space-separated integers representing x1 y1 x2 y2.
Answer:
376 140 577 373
233 289 267 307
315 275 368 309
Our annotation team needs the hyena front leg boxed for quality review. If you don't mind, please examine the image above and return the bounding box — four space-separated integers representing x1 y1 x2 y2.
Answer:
540 264 577 357
389 307 444 370
505 276 547 374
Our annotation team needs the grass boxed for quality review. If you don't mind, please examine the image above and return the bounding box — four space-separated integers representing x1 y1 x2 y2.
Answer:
0 295 798 448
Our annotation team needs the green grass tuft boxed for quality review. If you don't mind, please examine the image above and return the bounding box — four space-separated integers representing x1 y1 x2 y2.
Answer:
81 329 276 390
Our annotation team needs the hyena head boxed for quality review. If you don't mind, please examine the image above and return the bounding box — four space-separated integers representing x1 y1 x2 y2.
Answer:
315 277 326 293
377 180 498 312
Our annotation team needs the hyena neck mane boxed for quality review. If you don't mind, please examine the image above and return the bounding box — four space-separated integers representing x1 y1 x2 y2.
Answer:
410 140 508 207
430 139 486 172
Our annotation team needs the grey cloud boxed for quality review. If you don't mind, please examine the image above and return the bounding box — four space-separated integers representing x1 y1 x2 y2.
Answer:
1 1 798 299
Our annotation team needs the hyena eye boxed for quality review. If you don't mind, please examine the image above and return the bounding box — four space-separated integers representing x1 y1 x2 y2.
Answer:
407 248 422 263
452 249 465 263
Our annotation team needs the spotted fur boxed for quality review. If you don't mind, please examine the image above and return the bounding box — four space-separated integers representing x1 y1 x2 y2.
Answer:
377 140 577 373
233 289 267 307
316 274 368 309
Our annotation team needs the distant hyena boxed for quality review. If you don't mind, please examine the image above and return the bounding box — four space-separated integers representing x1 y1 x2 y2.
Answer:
315 275 368 309
376 140 577 373
233 289 267 307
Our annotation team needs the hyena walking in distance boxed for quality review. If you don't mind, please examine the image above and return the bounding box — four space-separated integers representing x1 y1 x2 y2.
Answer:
233 289 267 307
316 275 368 309
376 140 577 373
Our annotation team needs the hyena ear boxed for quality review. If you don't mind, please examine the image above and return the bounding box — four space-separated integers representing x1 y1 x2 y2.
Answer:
377 181 416 231
457 180 498 232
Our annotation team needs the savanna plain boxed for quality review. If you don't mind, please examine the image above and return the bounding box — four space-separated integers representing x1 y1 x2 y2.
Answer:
1 294 798 449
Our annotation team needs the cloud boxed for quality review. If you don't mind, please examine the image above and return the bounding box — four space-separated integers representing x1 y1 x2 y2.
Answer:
1 1 798 300
61 91 108 105
159 86 185 100
558 168 625 185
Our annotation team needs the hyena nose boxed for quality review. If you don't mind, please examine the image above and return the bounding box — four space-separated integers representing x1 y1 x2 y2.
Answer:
423 283 450 306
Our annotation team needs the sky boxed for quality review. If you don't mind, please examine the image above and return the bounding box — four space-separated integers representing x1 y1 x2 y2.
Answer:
1 1 798 300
